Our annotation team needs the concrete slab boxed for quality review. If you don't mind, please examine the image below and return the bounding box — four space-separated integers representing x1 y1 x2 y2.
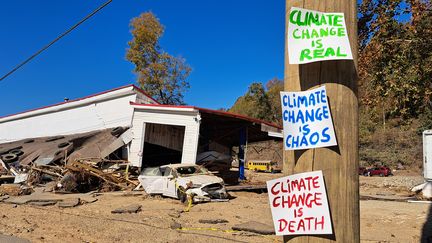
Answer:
232 221 275 235
57 198 80 208
0 234 30 243
111 204 142 214
3 191 96 205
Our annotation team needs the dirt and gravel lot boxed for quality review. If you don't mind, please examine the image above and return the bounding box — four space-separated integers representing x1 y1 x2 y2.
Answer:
0 170 430 243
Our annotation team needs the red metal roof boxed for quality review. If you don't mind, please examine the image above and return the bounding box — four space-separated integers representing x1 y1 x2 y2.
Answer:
0 84 159 120
130 102 282 130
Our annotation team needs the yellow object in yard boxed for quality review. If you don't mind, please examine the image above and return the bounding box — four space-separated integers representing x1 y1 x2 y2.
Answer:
247 160 280 173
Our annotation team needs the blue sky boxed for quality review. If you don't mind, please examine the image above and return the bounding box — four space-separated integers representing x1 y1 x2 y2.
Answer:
0 0 285 116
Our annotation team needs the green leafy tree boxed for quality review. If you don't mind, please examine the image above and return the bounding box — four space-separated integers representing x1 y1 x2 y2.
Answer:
126 12 191 105
229 78 283 124
229 82 271 121
266 78 284 124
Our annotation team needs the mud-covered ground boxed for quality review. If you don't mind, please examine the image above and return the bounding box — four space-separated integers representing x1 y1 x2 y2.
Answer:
0 170 430 243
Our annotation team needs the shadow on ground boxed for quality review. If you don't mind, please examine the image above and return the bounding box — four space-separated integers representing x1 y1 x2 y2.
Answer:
422 204 432 243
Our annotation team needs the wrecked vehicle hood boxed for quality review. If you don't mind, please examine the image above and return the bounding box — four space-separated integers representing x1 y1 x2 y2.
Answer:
177 174 223 186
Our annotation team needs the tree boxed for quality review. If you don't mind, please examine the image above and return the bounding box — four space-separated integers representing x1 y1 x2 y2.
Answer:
266 78 284 124
229 78 283 124
358 0 432 119
126 12 191 105
229 82 270 121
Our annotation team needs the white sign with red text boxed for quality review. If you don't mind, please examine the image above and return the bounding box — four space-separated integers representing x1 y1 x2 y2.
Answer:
266 171 332 236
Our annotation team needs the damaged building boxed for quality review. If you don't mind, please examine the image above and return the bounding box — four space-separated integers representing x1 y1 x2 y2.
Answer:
0 84 282 187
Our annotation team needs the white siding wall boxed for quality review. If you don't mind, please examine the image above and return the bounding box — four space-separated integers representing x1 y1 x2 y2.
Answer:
130 109 200 167
0 94 137 143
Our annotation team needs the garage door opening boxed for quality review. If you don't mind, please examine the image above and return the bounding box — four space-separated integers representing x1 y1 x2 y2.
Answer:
141 123 185 167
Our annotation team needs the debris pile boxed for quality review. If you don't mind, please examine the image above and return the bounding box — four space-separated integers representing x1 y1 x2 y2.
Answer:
0 127 140 195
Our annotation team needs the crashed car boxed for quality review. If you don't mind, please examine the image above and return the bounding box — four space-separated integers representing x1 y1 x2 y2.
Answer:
138 164 228 203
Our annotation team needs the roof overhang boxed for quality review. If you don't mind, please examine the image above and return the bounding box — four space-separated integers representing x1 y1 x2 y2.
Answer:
0 84 158 123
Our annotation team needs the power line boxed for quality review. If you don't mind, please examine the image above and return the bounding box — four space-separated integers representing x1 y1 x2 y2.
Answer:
0 0 112 82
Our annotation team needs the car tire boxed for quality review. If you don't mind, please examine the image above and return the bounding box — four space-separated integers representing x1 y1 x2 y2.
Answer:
177 187 187 203
1 153 18 163
9 149 24 157
45 136 65 142
58 142 72 149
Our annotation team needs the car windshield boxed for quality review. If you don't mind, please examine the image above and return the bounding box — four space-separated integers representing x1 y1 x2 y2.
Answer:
141 167 162 176
176 166 209 176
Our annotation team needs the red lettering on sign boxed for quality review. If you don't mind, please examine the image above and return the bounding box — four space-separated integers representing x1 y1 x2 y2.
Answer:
278 219 288 232
271 182 281 195
315 216 325 230
288 220 296 233
273 196 281 207
312 176 320 188
315 192 322 206
297 217 305 231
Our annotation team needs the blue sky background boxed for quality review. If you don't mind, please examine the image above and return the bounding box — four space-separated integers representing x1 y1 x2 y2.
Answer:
0 0 285 116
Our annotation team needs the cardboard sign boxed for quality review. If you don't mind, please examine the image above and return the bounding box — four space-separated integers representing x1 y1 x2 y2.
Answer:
280 85 337 150
287 7 353 64
266 171 332 236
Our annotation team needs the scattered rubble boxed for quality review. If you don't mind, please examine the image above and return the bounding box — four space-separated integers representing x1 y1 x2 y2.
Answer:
3 189 96 205
111 204 142 214
170 220 182 230
0 128 141 206
168 211 181 218
57 198 80 208
198 218 229 224
28 201 57 206
0 184 32 196
0 195 9 202
232 221 275 235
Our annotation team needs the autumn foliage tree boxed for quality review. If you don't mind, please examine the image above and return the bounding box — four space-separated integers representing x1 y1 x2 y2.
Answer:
126 12 191 105
358 0 432 119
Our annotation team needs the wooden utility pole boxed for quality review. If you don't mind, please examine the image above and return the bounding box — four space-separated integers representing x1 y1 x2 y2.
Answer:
283 0 359 242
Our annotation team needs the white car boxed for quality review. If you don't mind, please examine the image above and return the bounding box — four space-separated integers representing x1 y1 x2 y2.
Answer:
138 164 229 203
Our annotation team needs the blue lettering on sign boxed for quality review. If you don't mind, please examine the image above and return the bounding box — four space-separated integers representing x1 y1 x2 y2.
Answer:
309 93 316 106
291 135 300 147
302 124 310 135
300 136 308 147
321 127 331 142
282 95 288 107
282 87 334 149
285 127 333 149
296 110 305 124
305 109 315 122
298 96 308 108
288 110 295 123
285 107 333 124
286 135 292 148
309 132 319 145
322 105 329 119
288 94 295 108
321 89 327 103
283 110 288 121
315 108 323 121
